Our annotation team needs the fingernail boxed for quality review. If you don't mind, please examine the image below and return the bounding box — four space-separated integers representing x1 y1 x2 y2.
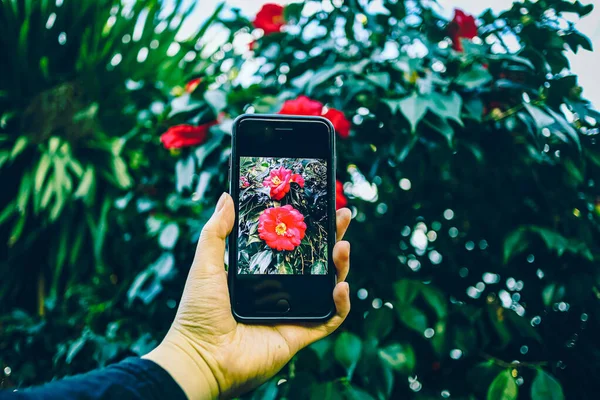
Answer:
345 282 350 295
216 192 227 212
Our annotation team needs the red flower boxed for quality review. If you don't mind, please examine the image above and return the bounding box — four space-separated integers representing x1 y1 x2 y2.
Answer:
253 4 285 35
323 107 351 138
447 9 478 52
240 176 250 188
279 96 351 138
336 180 348 210
291 173 305 187
258 205 307 251
263 166 304 200
184 78 202 93
279 95 323 116
160 122 215 149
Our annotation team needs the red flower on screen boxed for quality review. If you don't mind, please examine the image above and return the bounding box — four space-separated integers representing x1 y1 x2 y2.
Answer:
253 4 286 35
336 180 348 210
240 176 250 188
160 122 215 149
259 205 307 251
447 9 478 52
263 166 304 200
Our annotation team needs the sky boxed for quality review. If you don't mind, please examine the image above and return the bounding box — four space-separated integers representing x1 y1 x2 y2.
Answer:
192 0 600 105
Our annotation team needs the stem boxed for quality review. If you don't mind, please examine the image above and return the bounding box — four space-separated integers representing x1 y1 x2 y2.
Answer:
480 352 548 369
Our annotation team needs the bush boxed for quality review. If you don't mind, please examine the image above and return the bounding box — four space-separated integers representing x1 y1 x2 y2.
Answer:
2 0 600 399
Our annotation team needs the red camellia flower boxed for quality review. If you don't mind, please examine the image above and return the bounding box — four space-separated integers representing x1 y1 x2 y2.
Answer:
279 95 323 116
253 3 285 36
263 166 304 200
240 176 250 188
258 205 307 251
160 122 215 149
336 180 348 210
184 77 202 93
323 107 351 138
279 96 351 138
447 9 478 52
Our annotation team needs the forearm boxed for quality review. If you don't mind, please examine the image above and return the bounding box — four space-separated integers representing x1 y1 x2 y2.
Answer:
2 358 187 400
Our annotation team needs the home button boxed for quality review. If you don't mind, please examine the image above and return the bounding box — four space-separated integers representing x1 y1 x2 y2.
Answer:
276 299 290 313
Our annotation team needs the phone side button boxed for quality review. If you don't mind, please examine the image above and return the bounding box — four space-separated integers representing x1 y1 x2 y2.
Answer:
275 299 290 313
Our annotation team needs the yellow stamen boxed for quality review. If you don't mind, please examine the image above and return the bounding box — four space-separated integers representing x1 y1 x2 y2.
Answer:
271 176 281 185
275 222 287 236
272 15 285 25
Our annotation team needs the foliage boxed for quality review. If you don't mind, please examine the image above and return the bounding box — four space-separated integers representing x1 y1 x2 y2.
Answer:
2 0 600 399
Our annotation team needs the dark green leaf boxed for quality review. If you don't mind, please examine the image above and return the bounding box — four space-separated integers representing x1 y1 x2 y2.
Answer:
378 342 415 374
531 369 565 400
364 307 395 341
394 280 420 305
421 286 448 319
503 228 528 263
311 261 326 274
334 332 362 376
397 305 428 334
456 65 492 89
398 94 429 133
249 249 273 273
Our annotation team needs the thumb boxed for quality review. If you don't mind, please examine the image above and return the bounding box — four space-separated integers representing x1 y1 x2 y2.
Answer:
192 193 234 274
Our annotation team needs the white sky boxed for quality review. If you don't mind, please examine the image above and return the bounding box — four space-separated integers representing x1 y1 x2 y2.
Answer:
192 0 600 105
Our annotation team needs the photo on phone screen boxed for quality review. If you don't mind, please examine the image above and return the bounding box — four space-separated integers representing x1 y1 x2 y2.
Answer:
237 156 328 275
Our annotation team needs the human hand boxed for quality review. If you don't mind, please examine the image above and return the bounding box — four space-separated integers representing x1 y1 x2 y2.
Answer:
144 193 352 399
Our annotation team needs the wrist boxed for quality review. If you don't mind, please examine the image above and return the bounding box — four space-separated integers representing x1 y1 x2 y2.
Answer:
143 330 220 400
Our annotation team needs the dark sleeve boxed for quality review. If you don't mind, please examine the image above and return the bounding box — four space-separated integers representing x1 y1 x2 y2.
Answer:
0 357 187 400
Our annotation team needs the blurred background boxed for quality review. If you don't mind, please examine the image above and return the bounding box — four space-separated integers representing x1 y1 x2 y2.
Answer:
1 0 599 399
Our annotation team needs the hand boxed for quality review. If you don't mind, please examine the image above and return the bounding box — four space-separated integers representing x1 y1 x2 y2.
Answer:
144 193 352 399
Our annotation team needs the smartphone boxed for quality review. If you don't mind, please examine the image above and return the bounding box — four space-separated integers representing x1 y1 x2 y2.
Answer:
228 114 337 322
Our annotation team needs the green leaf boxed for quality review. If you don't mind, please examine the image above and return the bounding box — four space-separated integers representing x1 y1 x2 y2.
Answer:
112 157 133 189
544 106 581 151
429 92 463 125
346 387 376 400
0 202 16 225
364 307 395 341
398 94 429 133
10 136 28 160
366 72 390 89
75 167 95 203
311 261 326 274
421 286 448 319
17 171 32 214
397 305 428 334
249 250 273 273
456 65 492 89
204 90 227 115
35 153 52 193
334 332 362 377
531 369 565 400
503 228 528 263
394 280 420 305
378 342 415 374
249 378 279 400
195 130 224 168
487 370 518 400
563 158 584 185
524 103 554 129
425 115 454 147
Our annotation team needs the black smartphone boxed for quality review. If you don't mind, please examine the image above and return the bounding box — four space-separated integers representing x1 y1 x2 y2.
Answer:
228 114 337 322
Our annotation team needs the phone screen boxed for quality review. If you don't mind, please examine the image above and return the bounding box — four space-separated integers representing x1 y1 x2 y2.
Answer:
238 156 328 275
229 115 336 321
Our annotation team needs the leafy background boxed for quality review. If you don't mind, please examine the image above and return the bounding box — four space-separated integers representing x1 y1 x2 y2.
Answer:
238 157 328 275
1 0 600 399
